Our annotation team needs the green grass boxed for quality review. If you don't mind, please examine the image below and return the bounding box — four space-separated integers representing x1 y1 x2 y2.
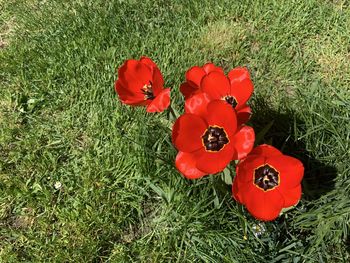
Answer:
1 0 349 262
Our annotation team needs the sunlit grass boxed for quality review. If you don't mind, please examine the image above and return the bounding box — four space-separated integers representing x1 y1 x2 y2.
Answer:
1 0 349 262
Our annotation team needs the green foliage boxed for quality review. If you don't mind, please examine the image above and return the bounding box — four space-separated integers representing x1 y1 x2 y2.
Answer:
1 0 349 262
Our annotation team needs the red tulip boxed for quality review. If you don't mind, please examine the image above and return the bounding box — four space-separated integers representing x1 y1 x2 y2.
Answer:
115 56 170 112
172 100 255 179
232 144 304 221
184 92 254 160
180 63 254 125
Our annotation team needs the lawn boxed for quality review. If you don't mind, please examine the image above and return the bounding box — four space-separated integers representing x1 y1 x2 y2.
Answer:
1 0 349 262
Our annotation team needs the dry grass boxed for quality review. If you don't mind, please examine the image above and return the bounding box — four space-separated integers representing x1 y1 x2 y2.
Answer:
0 17 16 49
331 0 349 11
199 20 251 53
304 35 350 84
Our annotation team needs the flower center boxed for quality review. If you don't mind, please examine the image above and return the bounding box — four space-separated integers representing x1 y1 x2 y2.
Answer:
141 81 155 100
223 95 238 109
254 164 280 191
202 126 229 152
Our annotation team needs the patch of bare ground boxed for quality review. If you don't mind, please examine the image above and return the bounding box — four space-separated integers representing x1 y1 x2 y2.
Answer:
0 206 35 229
120 201 157 244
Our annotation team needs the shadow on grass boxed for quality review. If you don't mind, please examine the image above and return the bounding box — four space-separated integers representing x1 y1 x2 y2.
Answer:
135 96 338 201
251 97 337 201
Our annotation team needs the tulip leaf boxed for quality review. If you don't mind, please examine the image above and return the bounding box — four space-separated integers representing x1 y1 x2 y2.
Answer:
222 168 233 185
212 188 220 209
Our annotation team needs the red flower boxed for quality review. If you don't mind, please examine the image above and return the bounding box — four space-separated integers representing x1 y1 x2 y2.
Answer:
115 56 170 112
180 63 254 125
232 144 304 221
184 93 254 160
172 100 255 179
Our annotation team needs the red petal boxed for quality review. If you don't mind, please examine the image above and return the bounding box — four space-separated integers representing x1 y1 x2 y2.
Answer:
195 144 234 174
146 88 170 113
139 57 164 96
201 72 231 99
231 126 255 160
180 82 199 99
235 155 265 184
151 67 165 96
115 80 135 102
185 66 206 87
115 80 147 105
228 67 251 83
267 155 304 190
118 59 152 94
175 151 206 179
242 183 284 221
139 56 157 68
232 177 244 203
282 184 302 208
172 114 207 153
228 67 254 108
250 144 282 158
184 92 210 118
202 63 224 74
206 100 237 137
237 105 252 126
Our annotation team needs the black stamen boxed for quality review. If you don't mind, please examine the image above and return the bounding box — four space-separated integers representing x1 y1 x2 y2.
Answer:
224 96 238 108
141 81 155 100
202 126 229 151
254 165 279 191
